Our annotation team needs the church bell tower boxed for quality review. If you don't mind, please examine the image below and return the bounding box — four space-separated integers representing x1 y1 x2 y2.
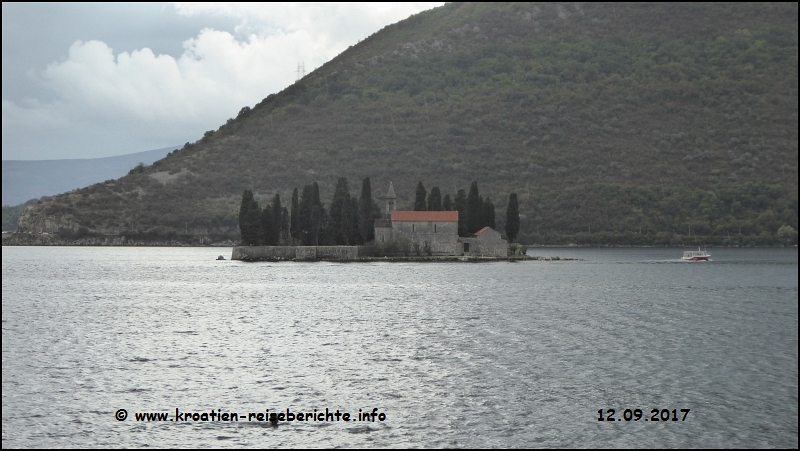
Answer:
385 182 397 218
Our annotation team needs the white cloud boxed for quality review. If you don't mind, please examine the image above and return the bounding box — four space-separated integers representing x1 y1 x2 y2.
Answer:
2 3 442 160
172 2 433 40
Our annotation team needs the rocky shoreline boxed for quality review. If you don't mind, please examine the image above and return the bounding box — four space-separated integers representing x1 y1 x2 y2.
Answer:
1 233 235 247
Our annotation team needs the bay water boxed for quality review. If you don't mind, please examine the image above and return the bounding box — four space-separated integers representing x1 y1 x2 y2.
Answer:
2 246 797 447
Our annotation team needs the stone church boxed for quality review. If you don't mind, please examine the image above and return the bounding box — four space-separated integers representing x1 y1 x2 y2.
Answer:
374 182 508 257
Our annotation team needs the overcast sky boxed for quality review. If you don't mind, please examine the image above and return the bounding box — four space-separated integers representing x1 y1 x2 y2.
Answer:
2 2 442 161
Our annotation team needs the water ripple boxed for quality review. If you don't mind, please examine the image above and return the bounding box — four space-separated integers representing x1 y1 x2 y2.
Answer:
2 246 797 447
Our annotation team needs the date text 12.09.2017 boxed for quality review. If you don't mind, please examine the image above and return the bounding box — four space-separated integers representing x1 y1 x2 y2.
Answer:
598 408 690 422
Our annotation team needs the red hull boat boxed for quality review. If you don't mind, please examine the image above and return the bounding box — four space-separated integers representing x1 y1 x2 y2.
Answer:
682 248 711 261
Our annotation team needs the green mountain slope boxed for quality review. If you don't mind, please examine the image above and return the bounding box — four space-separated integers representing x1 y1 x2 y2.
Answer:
15 2 799 245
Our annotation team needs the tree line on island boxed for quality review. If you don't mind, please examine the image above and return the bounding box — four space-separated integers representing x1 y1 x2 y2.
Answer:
238 177 520 246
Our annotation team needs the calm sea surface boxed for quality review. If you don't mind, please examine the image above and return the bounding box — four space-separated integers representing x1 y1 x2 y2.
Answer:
2 246 797 448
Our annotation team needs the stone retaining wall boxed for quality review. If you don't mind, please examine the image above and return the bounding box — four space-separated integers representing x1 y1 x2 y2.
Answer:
232 245 374 261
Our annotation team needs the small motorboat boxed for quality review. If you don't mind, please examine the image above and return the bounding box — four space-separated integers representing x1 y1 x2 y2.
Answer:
681 248 710 261
216 255 226 260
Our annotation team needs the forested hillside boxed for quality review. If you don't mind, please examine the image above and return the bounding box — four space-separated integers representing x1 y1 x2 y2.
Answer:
15 2 798 245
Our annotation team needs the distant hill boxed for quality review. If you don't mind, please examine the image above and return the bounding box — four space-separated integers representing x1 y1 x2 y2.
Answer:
13 2 798 245
2 146 178 206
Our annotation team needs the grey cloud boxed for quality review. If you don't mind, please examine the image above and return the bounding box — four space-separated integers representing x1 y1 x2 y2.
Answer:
2 3 442 160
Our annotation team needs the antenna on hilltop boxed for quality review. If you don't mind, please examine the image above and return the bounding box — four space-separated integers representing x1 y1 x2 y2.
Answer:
296 61 305 82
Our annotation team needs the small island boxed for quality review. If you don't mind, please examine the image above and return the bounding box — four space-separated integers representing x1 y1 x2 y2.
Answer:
232 180 571 262
231 247 563 262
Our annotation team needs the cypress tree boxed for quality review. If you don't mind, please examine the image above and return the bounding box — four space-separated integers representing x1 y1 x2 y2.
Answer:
427 186 442 211
329 177 352 245
318 205 329 246
350 196 361 244
310 205 321 246
311 182 321 207
453 189 467 236
341 193 354 245
238 190 262 245
483 197 496 230
466 181 481 234
271 193 282 245
281 206 290 244
311 182 326 246
443 194 452 211
358 177 375 243
290 188 299 242
298 182 325 245
414 182 427 211
298 185 312 245
506 193 520 243
478 195 484 228
261 206 274 246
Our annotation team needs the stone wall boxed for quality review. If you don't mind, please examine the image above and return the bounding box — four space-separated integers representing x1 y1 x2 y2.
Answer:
459 237 475 255
233 246 296 260
232 245 374 261
375 225 392 244
294 247 318 260
391 221 458 255
474 228 508 257
458 228 508 256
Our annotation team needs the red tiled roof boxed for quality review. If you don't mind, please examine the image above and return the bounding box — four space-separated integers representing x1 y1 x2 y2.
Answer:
390 210 458 222
474 226 491 236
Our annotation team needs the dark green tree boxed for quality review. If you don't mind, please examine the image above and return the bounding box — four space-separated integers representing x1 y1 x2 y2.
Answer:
478 195 484 227
311 183 325 245
298 184 313 245
466 181 482 234
238 190 262 245
506 193 520 243
270 193 282 245
290 188 299 242
261 206 275 246
350 196 361 244
427 186 442 211
454 189 468 236
414 182 427 211
298 184 323 245
296 182 326 245
310 205 322 246
311 182 321 207
442 194 452 211
329 177 353 245
483 197 496 230
358 177 376 243
342 194 354 245
281 206 290 243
